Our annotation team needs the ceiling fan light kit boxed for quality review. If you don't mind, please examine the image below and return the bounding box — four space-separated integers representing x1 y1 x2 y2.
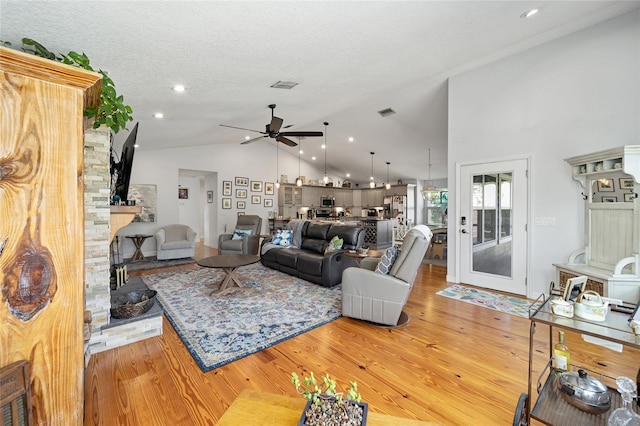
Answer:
221 104 323 147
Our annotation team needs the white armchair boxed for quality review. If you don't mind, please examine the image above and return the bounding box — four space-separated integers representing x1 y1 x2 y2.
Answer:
341 226 432 326
155 224 197 260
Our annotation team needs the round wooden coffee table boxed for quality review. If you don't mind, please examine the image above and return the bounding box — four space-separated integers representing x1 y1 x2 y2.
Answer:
197 254 260 295
344 249 383 265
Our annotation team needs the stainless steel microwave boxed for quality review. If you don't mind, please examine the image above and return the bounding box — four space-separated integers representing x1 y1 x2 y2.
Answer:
321 197 335 207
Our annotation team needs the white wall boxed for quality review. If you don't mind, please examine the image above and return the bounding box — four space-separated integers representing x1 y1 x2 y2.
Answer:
116 141 325 257
447 10 640 297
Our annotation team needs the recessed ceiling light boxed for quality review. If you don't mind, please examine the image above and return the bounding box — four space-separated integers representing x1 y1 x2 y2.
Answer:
346 173 351 178
312 156 316 160
299 149 304 155
154 112 164 118
245 136 251 140
348 137 354 142
172 84 186 92
134 144 140 148
321 144 326 149
520 8 539 19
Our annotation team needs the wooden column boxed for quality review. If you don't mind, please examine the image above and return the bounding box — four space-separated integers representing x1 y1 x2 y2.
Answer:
0 47 101 425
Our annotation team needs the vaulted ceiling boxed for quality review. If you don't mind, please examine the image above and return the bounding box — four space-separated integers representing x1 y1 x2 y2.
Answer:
2 1 638 185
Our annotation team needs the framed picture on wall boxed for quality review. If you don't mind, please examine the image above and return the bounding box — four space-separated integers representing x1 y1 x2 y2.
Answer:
265 182 274 195
602 196 617 203
252 195 261 204
620 177 634 189
178 187 189 199
237 201 246 209
207 190 213 203
223 180 232 196
264 198 273 207
597 179 614 192
251 181 263 192
222 198 231 209
235 177 249 187
236 189 247 198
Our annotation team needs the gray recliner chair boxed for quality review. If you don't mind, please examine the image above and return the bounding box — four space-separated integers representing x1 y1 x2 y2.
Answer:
155 224 197 260
218 215 262 255
341 226 432 326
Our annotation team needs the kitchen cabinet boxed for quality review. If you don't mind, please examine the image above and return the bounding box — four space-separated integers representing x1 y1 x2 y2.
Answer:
554 146 640 305
384 185 408 197
361 188 384 207
302 186 321 207
516 296 640 425
279 184 303 207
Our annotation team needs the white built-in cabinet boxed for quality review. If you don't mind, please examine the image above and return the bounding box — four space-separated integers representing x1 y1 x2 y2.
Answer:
554 146 640 305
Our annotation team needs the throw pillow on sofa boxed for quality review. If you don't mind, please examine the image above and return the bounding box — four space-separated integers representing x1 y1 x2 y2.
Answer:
272 229 292 246
232 229 252 240
375 245 399 275
325 235 344 253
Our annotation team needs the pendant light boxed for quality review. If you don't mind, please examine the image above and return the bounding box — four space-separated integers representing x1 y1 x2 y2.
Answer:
369 152 375 188
296 137 303 187
323 122 329 184
275 141 280 189
423 148 436 193
385 162 391 190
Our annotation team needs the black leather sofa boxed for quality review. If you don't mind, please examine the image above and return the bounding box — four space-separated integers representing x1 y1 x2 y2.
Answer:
261 222 365 287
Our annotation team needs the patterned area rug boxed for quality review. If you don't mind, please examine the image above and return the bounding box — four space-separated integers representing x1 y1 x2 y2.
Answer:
436 284 531 318
123 256 195 272
142 263 341 372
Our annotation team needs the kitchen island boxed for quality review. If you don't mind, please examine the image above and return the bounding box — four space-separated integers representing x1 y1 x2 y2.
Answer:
361 219 393 249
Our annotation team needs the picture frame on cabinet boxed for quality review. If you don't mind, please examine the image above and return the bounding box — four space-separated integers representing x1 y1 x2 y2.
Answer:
602 196 617 203
223 180 232 196
222 198 231 209
597 178 614 192
236 189 247 198
264 198 273 207
624 193 636 202
251 181 262 192
251 195 261 204
265 182 274 195
238 212 245 217
235 177 249 187
237 201 246 209
619 177 634 190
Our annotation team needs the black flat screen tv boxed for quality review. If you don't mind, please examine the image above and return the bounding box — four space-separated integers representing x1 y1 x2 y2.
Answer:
111 122 138 203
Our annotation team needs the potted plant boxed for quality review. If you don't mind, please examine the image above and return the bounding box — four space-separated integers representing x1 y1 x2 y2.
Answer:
291 371 368 426
2 38 133 134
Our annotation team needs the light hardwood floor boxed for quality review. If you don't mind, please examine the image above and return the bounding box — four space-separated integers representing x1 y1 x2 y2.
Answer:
84 243 640 425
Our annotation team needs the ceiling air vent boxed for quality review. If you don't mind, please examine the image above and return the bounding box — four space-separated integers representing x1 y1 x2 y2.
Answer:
377 108 396 117
270 81 299 89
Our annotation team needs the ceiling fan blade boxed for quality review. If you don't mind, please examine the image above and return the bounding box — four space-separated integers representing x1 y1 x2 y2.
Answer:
241 135 267 145
220 124 264 133
269 116 284 133
281 131 323 137
276 135 298 147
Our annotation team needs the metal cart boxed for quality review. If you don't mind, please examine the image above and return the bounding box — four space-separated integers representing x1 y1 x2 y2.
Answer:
514 295 640 425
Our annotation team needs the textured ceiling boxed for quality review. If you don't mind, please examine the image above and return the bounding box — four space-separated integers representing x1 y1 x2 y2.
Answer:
1 1 638 185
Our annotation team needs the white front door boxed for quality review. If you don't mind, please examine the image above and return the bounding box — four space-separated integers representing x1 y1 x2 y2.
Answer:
458 158 529 295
